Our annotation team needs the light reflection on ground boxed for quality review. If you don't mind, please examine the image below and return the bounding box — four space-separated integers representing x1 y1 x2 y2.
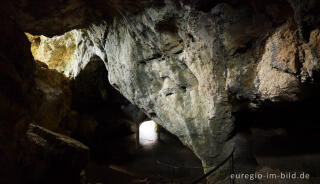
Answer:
139 120 157 145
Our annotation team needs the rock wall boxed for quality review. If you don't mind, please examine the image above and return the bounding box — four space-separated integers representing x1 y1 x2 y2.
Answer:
102 1 320 170
0 2 91 183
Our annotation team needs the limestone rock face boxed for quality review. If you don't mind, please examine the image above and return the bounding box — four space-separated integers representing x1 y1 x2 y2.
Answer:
102 0 320 169
26 27 107 78
102 1 290 167
104 3 236 166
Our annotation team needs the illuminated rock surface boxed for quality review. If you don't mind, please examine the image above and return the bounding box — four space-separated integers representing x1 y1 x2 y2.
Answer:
26 26 107 78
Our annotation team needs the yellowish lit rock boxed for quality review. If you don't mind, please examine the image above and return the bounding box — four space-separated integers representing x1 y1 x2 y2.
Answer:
26 31 77 77
25 24 107 78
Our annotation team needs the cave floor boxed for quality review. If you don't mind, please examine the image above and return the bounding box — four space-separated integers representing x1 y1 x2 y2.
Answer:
85 129 204 184
252 127 320 183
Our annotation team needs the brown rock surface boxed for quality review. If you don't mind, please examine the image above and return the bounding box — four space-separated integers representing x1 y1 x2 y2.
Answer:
32 61 72 130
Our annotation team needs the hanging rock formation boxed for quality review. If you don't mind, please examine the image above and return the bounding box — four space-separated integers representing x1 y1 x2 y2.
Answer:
105 0 320 169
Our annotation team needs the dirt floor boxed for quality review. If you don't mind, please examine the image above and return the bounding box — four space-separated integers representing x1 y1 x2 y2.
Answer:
85 127 204 184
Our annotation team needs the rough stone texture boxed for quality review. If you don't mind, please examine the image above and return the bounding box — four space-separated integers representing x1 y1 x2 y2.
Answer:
20 123 89 184
32 61 72 130
20 0 320 182
102 1 320 177
102 1 299 168
26 28 107 78
255 23 301 101
104 4 237 168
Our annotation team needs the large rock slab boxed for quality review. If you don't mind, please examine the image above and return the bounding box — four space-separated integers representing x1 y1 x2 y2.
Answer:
20 123 89 184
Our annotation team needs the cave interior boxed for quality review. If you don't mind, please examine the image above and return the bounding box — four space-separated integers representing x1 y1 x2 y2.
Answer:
1 0 320 184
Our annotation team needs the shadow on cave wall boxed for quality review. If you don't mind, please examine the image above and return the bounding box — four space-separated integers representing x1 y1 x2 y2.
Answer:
60 57 135 164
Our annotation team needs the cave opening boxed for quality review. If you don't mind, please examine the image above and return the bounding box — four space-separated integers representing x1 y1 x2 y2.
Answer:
139 120 158 146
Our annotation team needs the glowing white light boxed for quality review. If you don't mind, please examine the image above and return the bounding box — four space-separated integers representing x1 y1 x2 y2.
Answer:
139 120 157 145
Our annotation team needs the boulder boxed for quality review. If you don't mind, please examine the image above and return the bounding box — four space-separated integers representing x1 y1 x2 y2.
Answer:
20 123 89 184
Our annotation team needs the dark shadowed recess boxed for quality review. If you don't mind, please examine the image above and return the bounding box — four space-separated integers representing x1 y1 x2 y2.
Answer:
234 84 320 156
192 0 293 15
68 57 133 163
231 84 320 177
232 83 320 163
